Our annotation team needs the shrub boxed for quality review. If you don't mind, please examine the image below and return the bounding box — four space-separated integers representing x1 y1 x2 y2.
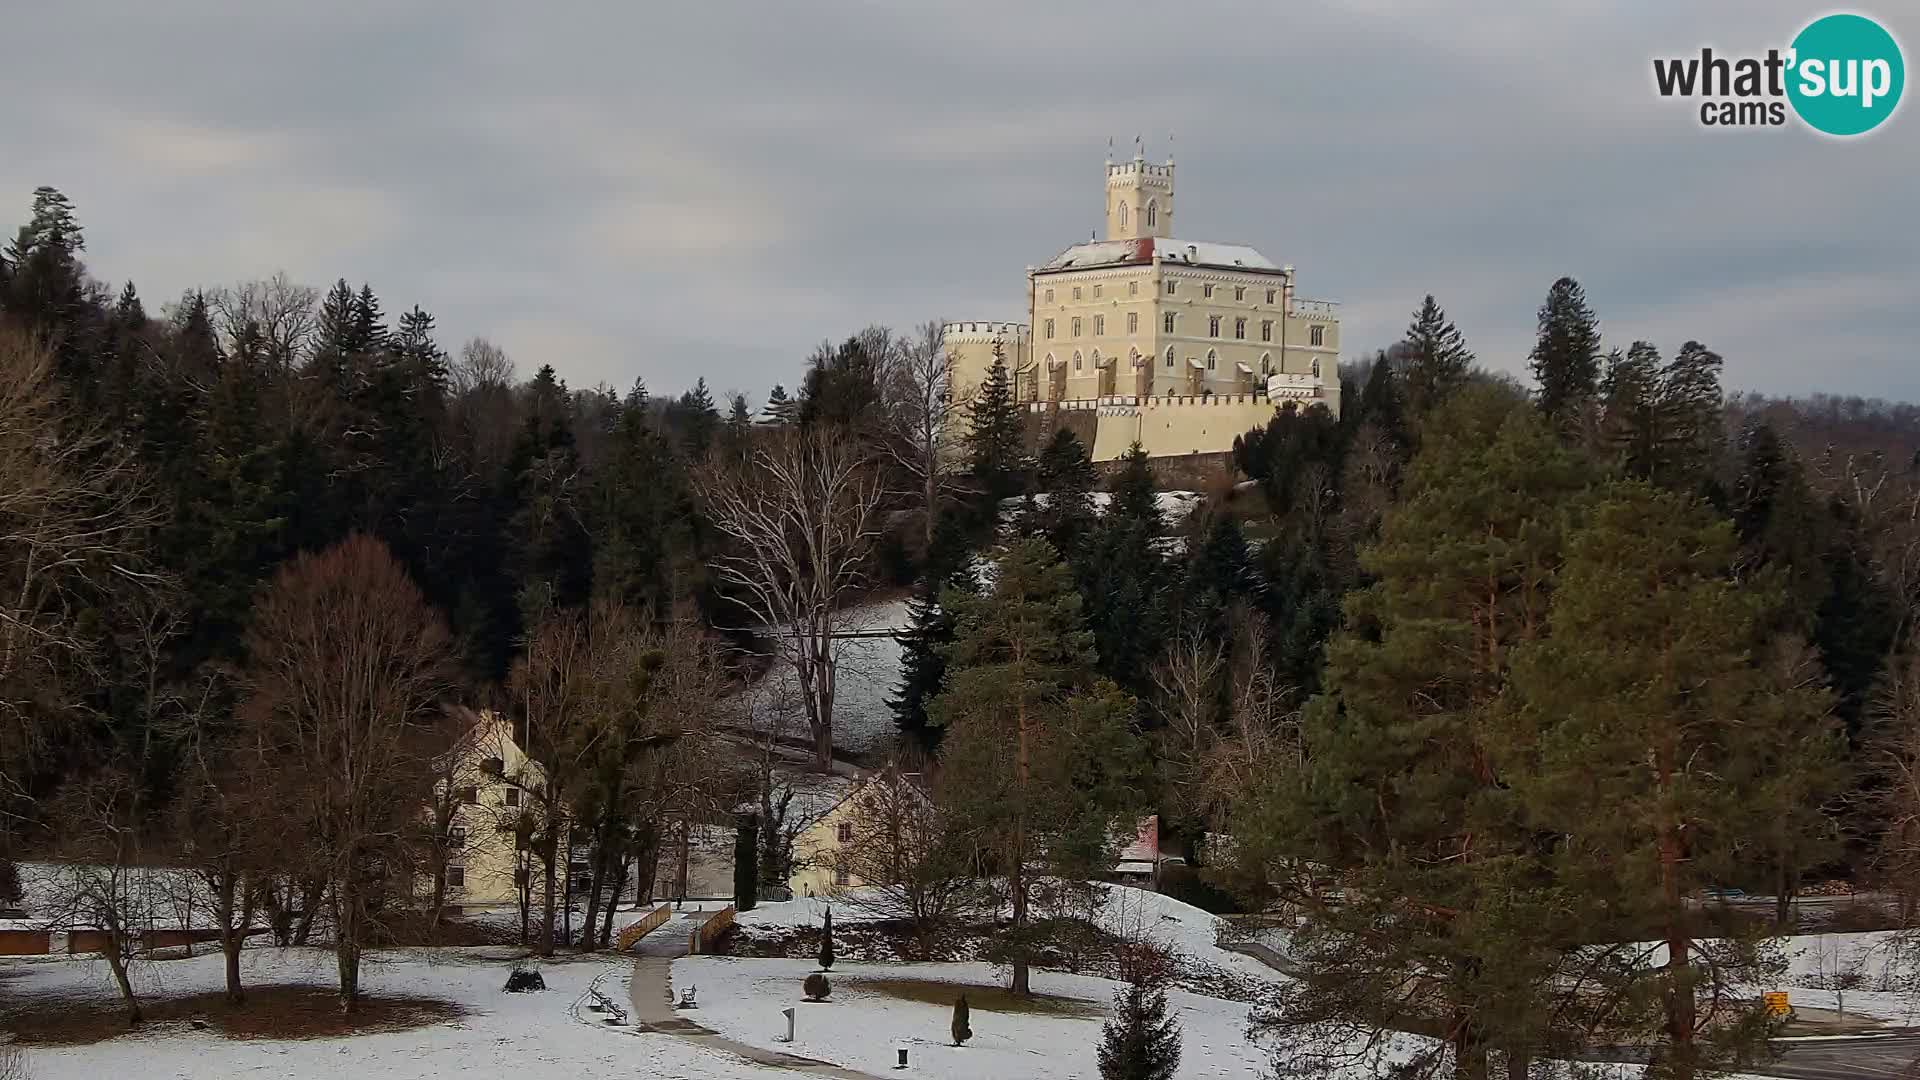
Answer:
951 994 972 1045
803 973 831 1001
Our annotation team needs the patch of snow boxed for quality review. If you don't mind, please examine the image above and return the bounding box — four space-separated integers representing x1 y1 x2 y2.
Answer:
674 955 1271 1080
5 946 799 1080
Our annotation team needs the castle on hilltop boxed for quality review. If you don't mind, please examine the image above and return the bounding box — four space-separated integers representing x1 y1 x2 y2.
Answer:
944 147 1341 462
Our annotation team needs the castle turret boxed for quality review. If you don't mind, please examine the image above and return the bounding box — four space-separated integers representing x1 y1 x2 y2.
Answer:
1104 142 1173 241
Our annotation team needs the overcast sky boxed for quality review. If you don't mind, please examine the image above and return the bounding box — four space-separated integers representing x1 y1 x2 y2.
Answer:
6 1 1915 404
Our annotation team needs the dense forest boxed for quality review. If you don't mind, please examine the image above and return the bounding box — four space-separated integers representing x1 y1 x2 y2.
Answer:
8 183 1920 1078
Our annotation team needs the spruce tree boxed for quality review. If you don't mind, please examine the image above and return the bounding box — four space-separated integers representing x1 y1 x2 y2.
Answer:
1097 981 1182 1080
929 539 1145 994
1031 428 1098 551
761 383 797 425
1108 442 1161 535
1528 276 1602 433
1400 294 1474 414
964 348 1027 508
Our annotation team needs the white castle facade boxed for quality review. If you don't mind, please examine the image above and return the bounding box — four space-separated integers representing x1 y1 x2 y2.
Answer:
944 149 1341 461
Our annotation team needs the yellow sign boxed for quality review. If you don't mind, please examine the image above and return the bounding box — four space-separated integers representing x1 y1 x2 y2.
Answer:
1764 992 1791 1016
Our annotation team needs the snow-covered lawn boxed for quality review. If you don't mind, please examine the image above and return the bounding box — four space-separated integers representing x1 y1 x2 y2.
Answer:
2 947 791 1080
672 956 1269 1080
680 886 1289 1079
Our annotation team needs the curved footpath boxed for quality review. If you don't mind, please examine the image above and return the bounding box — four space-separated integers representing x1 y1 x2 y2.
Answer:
600 906 886 1079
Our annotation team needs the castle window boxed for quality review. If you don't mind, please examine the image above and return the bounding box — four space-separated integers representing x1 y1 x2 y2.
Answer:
1045 288 1054 303
1235 318 1246 340
446 865 465 889
1094 314 1105 335
1146 201 1157 227
1127 311 1138 333
1312 357 1322 377
1235 286 1246 301
1093 284 1103 299
1266 288 1277 304
835 866 851 887
1044 319 1054 340
1165 281 1176 296
1203 283 1215 299
1261 320 1273 342
1074 351 1083 371
1128 280 1138 296
1072 317 1082 337
1073 286 1082 300
1119 203 1128 229
1261 353 1273 376
1165 346 1175 368
1163 312 1175 334
1310 324 1326 347
837 822 853 843
1206 349 1218 370
1209 315 1221 337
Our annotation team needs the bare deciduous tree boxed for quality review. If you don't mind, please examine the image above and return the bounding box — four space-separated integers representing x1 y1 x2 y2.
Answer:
881 321 956 548
829 764 981 957
700 426 886 771
0 328 159 802
1153 627 1225 825
238 533 461 1011
40 767 155 1025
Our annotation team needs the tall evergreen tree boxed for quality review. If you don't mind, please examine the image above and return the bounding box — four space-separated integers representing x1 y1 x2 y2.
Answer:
1400 294 1475 415
1097 980 1182 1080
929 539 1144 995
1250 384 1596 1080
964 348 1028 509
1528 276 1602 433
761 383 797 425
1107 442 1161 535
1507 481 1824 1079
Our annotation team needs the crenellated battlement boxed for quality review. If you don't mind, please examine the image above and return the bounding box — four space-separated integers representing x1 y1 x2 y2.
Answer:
942 320 1030 342
1106 160 1174 185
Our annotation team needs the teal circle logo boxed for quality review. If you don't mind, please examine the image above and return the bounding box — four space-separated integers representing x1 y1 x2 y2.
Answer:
1787 13 1904 136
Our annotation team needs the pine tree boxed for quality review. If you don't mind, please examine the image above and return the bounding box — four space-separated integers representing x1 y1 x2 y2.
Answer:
1400 294 1475 414
1528 276 1602 433
965 348 1028 509
1600 339 1724 490
1097 981 1182 1080
1507 481 1821 1079
1251 384 1596 1078
929 539 1145 994
798 335 884 432
951 994 972 1046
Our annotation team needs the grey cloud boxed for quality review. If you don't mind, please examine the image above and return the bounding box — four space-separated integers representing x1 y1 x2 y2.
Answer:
2 0 1914 402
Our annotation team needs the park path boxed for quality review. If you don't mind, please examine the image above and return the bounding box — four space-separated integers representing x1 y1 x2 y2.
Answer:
620 905 886 1079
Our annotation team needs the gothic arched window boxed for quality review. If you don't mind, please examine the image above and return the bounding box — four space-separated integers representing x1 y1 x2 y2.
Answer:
1260 352 1272 376
1146 201 1157 228
1164 346 1175 368
1206 349 1218 370
1074 351 1083 371
1119 203 1128 230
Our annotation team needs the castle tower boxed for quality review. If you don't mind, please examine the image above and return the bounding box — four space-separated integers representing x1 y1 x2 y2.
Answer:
1104 141 1173 241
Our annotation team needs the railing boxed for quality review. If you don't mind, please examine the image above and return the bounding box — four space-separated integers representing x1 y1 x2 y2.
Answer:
688 905 736 956
613 903 674 951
